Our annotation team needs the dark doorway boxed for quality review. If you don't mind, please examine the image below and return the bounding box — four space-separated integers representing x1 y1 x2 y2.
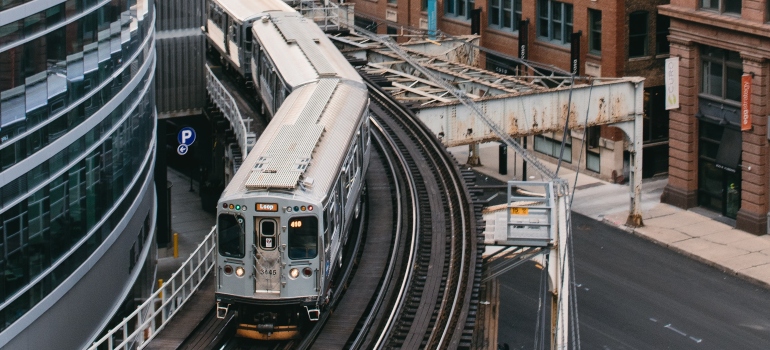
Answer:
698 121 741 219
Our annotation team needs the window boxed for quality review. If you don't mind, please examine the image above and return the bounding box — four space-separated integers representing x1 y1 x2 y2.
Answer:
588 10 601 55
388 0 396 5
534 133 572 163
387 26 398 35
701 0 741 15
538 0 573 45
628 11 648 58
656 15 670 55
446 0 475 19
288 216 318 259
257 219 277 250
489 0 522 31
701 46 742 102
218 214 245 258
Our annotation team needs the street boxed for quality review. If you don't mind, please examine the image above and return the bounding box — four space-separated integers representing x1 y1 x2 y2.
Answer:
497 212 770 349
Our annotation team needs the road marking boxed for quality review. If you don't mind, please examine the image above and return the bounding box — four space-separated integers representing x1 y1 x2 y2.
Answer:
689 336 703 343
665 323 687 336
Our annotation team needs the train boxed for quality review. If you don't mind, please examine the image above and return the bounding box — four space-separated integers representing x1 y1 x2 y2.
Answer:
207 0 371 340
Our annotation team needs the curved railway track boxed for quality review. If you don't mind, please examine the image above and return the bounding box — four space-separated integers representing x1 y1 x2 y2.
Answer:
173 60 481 350
362 74 481 350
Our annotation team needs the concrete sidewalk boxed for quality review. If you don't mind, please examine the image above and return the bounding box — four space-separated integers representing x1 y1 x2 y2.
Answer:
156 167 216 284
449 142 770 289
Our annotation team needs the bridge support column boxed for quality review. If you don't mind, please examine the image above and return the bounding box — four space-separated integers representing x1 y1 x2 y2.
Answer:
467 142 482 166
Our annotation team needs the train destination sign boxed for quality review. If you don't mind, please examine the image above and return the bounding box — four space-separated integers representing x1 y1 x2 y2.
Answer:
256 203 279 212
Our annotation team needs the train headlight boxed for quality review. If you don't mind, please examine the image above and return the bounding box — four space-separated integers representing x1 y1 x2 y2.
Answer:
223 265 233 275
303 267 313 277
289 268 299 279
235 266 245 277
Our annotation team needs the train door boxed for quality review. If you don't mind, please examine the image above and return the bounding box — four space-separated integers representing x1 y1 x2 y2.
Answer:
254 217 281 295
242 24 253 74
224 15 231 55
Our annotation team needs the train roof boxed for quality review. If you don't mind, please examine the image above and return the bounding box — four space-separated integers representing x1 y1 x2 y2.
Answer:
252 12 363 88
215 0 294 23
222 78 368 203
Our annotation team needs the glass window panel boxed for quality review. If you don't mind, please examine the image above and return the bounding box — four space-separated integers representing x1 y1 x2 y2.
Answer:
725 66 742 101
1 86 26 128
0 0 27 11
590 10 602 54
288 217 318 259
490 2 500 26
725 0 741 13
552 22 561 41
23 12 46 37
656 15 670 55
218 214 244 258
502 0 511 28
628 12 648 57
706 61 723 97
701 0 718 9
0 47 24 92
0 20 22 47
46 4 66 27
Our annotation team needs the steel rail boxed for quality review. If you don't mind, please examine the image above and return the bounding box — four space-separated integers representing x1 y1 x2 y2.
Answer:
347 122 408 349
371 117 421 350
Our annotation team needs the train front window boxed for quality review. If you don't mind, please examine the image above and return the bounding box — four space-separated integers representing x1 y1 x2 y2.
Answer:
288 216 318 259
218 214 245 258
258 218 277 250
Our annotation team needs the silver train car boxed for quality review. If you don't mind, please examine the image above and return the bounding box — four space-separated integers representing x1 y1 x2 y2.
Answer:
214 3 370 340
204 0 293 79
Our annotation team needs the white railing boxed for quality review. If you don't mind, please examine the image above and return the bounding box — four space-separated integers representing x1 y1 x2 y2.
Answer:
87 227 216 350
204 64 256 158
298 0 355 32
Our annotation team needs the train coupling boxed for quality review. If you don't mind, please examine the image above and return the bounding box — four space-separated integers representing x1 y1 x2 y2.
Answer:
305 306 320 321
216 302 230 319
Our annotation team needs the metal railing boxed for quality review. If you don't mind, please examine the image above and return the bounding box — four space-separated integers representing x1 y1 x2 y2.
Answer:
298 0 355 32
87 227 216 350
205 64 256 159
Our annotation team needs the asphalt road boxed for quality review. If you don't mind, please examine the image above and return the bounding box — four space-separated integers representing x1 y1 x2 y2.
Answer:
497 212 770 350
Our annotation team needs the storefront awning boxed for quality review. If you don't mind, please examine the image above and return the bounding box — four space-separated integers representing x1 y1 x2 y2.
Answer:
715 128 742 173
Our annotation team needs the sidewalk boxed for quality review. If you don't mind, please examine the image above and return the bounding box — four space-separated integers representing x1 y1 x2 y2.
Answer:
449 142 770 289
155 167 217 282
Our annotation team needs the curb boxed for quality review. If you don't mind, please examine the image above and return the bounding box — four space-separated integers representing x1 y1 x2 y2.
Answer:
599 218 770 291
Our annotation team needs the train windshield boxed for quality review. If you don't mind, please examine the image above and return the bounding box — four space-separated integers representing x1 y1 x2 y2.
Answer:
218 214 245 258
287 216 318 259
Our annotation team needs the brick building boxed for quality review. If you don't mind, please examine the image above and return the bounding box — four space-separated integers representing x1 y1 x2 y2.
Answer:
349 0 671 182
659 0 770 235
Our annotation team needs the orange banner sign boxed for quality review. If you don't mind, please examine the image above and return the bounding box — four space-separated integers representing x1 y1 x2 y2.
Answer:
741 74 752 131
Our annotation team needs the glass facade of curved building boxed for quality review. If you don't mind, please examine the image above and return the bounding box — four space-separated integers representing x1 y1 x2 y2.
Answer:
0 0 157 348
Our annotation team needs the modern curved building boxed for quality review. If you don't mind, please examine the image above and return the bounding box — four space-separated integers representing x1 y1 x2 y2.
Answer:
0 0 157 348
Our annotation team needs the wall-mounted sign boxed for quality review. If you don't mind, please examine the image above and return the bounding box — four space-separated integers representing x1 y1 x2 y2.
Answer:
741 74 752 131
665 57 679 110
